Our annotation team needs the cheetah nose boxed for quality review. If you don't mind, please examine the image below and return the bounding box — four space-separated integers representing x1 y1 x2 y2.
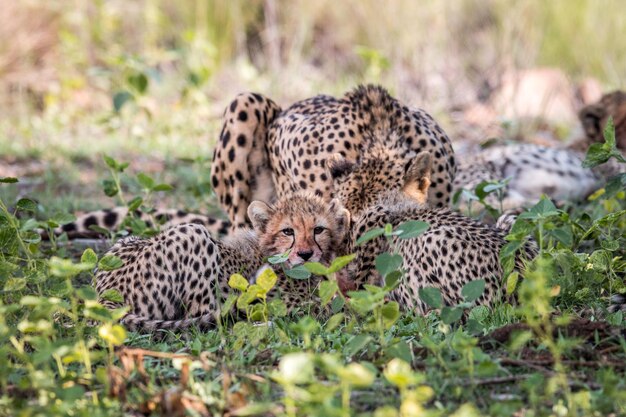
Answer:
297 250 314 261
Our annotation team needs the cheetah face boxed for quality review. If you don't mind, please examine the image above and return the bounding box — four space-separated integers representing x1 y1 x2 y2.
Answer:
248 193 349 268
328 149 433 217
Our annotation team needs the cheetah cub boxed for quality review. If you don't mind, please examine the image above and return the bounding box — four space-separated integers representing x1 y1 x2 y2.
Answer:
95 192 349 331
328 148 537 313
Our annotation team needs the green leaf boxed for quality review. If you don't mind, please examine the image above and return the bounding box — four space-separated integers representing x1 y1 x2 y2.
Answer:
328 253 356 273
103 155 118 170
221 293 237 316
356 227 385 246
127 196 143 212
385 340 412 363
113 91 134 112
228 273 249 292
4 277 26 292
440 306 463 324
419 287 442 309
128 73 148 94
395 220 429 239
0 177 18 183
325 313 345 331
381 301 400 328
319 280 338 305
16 198 37 212
267 299 287 317
100 289 124 304
506 271 519 296
345 334 372 357
284 265 312 279
98 255 123 271
461 279 486 303
384 270 402 290
331 295 345 313
81 248 98 266
102 179 119 197
98 324 127 346
153 183 174 192
267 251 289 264
375 253 403 277
76 286 98 300
304 262 329 276
257 268 277 292
136 173 155 190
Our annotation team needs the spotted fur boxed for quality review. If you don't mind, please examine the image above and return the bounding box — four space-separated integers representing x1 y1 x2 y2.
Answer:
52 207 231 238
95 193 349 331
454 90 626 212
329 149 537 313
211 84 456 232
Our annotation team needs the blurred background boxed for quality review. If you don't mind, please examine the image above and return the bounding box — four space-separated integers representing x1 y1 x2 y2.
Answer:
1 0 625 210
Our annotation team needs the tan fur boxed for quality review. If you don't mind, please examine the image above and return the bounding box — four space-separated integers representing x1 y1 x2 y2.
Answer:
211 85 456 232
95 193 348 331
331 149 537 313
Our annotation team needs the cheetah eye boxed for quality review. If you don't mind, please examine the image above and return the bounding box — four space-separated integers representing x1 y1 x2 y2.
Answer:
282 228 294 236
313 226 326 235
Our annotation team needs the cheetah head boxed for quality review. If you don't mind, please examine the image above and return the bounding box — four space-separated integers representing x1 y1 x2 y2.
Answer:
247 193 350 268
327 148 433 218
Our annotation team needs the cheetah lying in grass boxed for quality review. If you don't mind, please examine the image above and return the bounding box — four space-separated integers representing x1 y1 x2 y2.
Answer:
95 193 349 331
328 147 537 313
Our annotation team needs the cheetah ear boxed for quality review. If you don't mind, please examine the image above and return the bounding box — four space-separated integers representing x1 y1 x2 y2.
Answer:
579 103 605 141
328 198 351 240
403 151 432 204
248 201 274 233
326 153 355 179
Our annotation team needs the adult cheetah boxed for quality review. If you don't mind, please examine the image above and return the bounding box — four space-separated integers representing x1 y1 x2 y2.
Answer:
211 84 456 231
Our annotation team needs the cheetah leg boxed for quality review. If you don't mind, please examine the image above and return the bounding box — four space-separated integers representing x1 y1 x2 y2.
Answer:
211 93 282 231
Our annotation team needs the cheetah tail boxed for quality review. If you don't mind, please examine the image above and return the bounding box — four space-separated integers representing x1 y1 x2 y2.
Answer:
121 313 218 332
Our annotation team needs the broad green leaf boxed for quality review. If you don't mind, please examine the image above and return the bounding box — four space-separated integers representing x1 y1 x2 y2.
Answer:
506 271 519 295
384 358 417 389
338 363 375 387
267 299 287 317
221 293 237 316
381 301 400 328
103 155 118 170
102 179 119 197
319 280 338 305
331 295 345 313
99 324 127 346
277 352 314 384
98 255 123 271
325 312 345 331
127 196 143 212
128 73 148 94
16 198 37 212
356 227 385 246
257 268 277 292
395 220 429 239
461 279 486 303
267 251 289 264
304 262 329 276
228 273 249 292
375 253 403 277
113 90 133 112
419 287 442 309
81 248 98 266
4 277 26 292
0 177 18 183
328 253 356 273
100 288 124 304
440 306 463 324
385 340 412 363
76 286 98 300
284 265 311 279
345 334 372 357
384 270 402 290
153 183 174 192
137 173 155 190
49 257 94 277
